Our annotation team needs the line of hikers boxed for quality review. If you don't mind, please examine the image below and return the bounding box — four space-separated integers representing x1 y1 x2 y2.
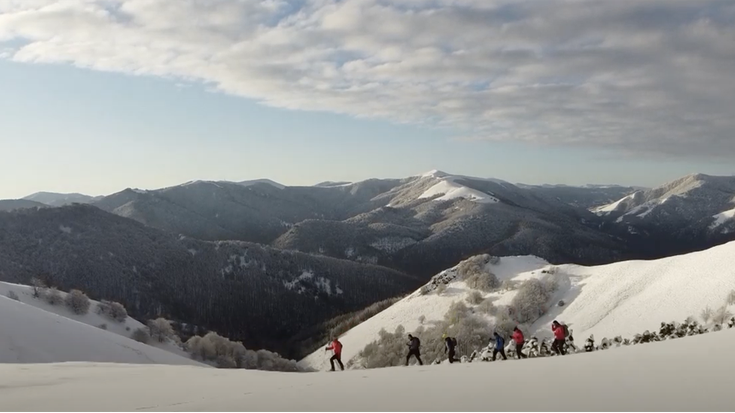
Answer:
325 320 570 370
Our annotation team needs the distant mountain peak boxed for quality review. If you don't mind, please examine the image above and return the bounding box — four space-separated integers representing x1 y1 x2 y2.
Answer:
22 191 99 207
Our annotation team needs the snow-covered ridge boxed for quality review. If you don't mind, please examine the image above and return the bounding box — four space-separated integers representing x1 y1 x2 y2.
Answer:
417 171 501 204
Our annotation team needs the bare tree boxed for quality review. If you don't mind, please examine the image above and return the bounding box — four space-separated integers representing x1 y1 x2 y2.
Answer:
701 306 714 324
712 306 733 325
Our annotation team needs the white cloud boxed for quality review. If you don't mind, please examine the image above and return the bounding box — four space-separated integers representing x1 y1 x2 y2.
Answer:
1 0 734 157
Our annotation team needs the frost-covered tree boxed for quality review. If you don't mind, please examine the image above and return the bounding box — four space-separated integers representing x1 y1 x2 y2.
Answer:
510 277 556 324
148 318 176 343
64 289 91 315
712 306 733 325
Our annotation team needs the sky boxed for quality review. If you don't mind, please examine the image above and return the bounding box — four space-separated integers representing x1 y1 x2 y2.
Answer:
0 0 734 199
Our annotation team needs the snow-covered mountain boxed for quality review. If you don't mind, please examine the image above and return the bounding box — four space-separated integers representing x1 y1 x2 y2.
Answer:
0 199 47 212
0 282 204 366
88 172 628 277
594 174 735 254
23 191 101 206
3 329 735 410
301 241 735 370
275 170 627 277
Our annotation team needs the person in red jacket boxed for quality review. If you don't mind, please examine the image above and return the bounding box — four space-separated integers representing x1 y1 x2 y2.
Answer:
512 327 527 359
551 320 567 356
325 338 344 371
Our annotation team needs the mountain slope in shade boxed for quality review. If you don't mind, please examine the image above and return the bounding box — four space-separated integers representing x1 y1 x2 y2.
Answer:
302 241 735 370
593 174 735 254
0 205 419 358
94 179 404 244
0 199 47 212
24 191 100 206
3 329 735 410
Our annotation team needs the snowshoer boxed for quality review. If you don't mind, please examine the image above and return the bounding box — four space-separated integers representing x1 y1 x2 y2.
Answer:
325 338 344 371
406 334 423 366
512 327 527 359
492 332 507 361
551 320 567 355
444 334 457 363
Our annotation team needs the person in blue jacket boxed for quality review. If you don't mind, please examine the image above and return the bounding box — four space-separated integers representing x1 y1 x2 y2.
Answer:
492 332 507 361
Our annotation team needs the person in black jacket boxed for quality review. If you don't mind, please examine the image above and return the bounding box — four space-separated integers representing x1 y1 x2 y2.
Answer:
444 335 457 363
406 334 423 366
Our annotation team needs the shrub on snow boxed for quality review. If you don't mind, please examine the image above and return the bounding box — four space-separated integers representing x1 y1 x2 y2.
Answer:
466 290 484 305
509 277 556 324
131 327 151 344
96 300 128 322
45 287 63 306
465 272 500 292
477 299 497 315
64 289 91 315
6 290 20 301
185 331 304 372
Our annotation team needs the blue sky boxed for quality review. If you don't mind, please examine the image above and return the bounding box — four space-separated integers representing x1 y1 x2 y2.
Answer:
1 1 733 199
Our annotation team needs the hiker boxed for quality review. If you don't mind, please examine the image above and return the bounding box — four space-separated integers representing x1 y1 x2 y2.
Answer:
325 338 344 371
406 334 423 366
551 320 567 355
512 327 527 359
444 334 457 363
492 332 507 361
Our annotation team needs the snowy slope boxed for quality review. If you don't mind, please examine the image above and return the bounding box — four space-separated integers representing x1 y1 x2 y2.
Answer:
302 242 735 370
541 241 735 340
710 206 735 231
0 294 206 366
417 170 500 203
0 283 203 366
3 329 735 411
300 256 551 369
